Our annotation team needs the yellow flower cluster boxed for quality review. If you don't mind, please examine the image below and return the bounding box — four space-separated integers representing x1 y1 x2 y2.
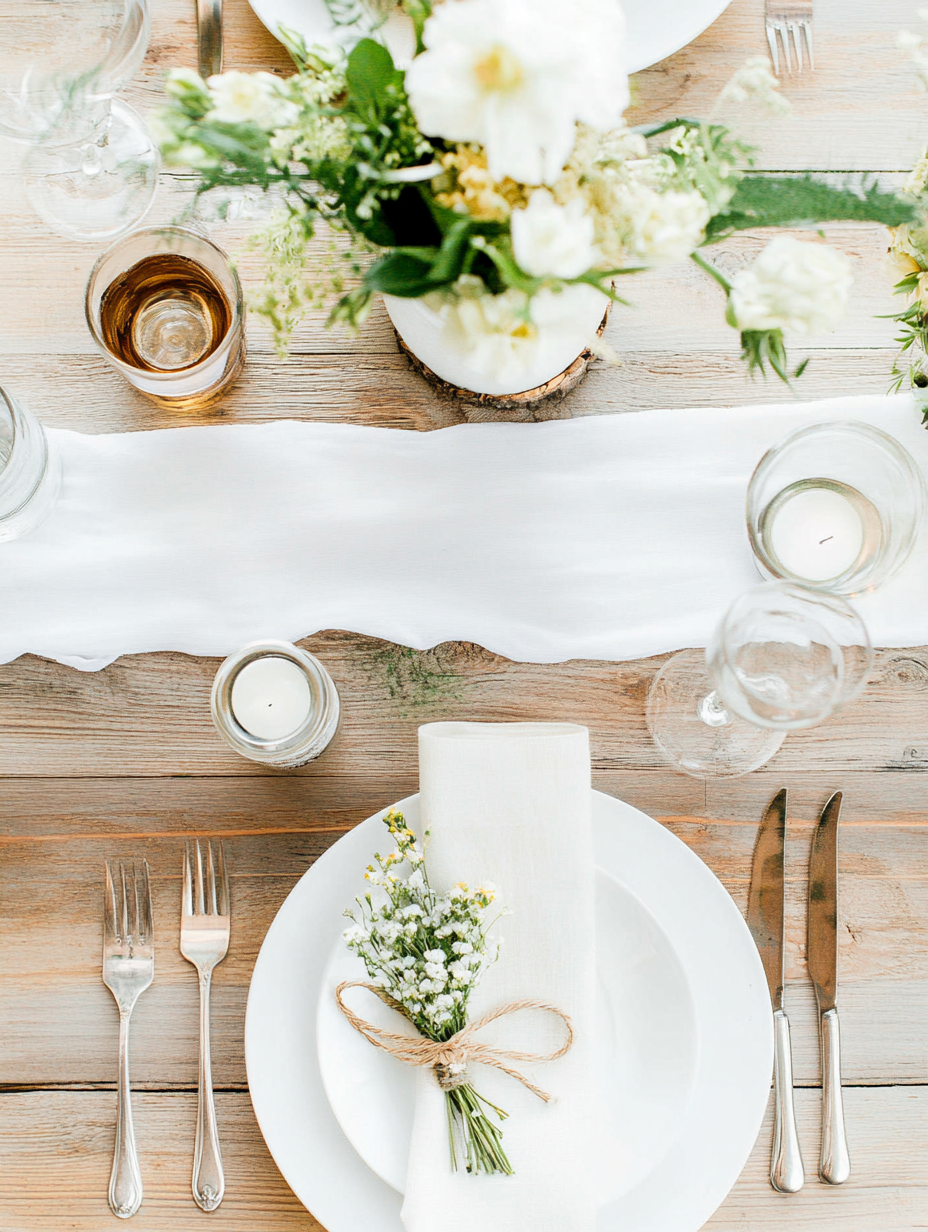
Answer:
434 146 530 222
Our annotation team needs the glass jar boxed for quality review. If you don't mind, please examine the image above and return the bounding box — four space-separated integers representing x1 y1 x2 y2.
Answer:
0 385 61 542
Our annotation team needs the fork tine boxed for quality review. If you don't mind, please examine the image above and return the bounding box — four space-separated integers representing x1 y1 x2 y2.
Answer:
766 23 780 75
216 840 230 917
119 862 129 945
104 860 118 945
781 23 792 74
207 842 218 916
789 21 803 72
803 21 814 71
183 841 194 918
139 859 153 946
130 862 141 951
195 839 206 916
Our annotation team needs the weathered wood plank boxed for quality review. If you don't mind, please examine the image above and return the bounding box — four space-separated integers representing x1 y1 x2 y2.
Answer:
0 1087 924 1230
5 642 928 778
0 774 924 1087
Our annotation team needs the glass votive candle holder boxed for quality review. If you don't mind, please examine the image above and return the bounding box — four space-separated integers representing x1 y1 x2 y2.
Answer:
0 384 62 542
747 421 925 595
85 224 245 410
211 641 340 768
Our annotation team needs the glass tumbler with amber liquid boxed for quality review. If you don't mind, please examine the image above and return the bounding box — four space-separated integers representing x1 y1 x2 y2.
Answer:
86 226 245 409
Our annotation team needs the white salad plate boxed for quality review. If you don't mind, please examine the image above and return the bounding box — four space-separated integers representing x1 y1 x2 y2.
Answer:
246 0 734 75
245 791 773 1232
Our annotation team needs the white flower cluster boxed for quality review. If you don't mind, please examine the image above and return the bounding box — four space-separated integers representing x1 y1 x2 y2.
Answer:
729 236 853 335
405 0 628 187
344 811 499 1035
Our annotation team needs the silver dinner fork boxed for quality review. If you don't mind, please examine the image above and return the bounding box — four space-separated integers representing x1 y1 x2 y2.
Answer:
103 860 154 1220
765 0 814 75
181 840 231 1212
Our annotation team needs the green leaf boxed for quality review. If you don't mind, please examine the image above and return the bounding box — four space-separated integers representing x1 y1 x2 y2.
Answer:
364 250 438 297
705 174 917 240
346 38 402 120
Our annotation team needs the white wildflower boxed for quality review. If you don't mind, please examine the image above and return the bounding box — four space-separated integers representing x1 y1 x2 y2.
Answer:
716 55 790 115
206 71 299 130
424 948 446 963
617 183 710 265
511 189 598 279
405 0 629 186
729 237 853 334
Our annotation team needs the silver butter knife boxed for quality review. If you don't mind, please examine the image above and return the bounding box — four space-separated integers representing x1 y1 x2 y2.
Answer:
808 791 851 1184
197 0 222 80
747 788 805 1193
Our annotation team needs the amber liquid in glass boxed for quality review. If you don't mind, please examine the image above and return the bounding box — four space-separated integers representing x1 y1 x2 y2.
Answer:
98 253 232 373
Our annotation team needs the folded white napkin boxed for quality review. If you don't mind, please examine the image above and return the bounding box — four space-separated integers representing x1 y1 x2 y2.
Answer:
3 393 928 670
402 721 595 1232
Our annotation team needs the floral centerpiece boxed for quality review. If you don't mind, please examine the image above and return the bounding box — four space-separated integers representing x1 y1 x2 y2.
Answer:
153 0 915 397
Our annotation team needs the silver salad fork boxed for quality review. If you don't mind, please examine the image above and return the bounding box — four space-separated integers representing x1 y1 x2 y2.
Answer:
102 860 155 1220
181 840 231 1212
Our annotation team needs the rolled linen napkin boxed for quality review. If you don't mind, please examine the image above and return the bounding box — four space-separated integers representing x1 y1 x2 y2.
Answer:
402 721 596 1232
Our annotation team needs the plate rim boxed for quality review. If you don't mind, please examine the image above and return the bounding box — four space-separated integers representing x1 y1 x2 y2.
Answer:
245 790 773 1232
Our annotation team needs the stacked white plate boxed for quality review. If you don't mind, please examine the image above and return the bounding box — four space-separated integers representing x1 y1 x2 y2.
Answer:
246 792 773 1231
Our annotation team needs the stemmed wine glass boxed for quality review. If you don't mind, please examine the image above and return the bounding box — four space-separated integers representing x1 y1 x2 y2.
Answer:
646 582 873 779
0 0 159 241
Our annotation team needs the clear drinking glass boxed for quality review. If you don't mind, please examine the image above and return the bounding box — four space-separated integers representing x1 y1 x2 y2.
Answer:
747 422 924 596
0 0 159 242
646 582 873 779
86 226 246 409
0 386 62 542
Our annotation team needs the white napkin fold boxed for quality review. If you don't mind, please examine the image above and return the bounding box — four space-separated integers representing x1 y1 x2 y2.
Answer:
4 393 928 670
402 721 596 1232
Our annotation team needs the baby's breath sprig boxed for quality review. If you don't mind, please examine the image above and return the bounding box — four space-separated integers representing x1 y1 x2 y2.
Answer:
343 810 510 1174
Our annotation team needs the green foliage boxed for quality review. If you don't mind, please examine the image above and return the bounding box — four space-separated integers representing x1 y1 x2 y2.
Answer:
705 174 917 240
739 329 809 384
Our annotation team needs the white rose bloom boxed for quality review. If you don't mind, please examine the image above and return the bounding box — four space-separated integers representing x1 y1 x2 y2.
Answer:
206 71 298 130
511 189 598 279
405 0 629 186
620 183 710 265
729 237 854 334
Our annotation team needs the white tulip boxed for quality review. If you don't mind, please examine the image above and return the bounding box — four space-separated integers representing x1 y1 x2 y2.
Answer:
511 189 598 279
405 0 629 186
206 71 298 130
729 237 854 334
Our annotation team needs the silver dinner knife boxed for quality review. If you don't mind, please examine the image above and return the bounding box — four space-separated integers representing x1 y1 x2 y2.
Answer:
747 787 805 1193
197 0 222 80
808 791 851 1184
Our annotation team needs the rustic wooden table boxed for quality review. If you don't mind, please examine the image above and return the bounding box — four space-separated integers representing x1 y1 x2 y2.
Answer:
1 0 927 1227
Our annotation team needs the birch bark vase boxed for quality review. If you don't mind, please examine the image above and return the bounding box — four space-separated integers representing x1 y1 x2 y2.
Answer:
383 288 611 410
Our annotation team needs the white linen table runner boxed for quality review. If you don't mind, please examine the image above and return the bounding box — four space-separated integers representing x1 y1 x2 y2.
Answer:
404 721 596 1232
3 393 928 670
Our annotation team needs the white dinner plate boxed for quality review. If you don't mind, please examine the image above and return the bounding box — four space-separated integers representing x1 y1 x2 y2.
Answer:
246 0 733 75
245 792 773 1232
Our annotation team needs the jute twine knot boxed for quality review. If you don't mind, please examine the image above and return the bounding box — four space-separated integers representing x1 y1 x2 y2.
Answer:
335 980 574 1101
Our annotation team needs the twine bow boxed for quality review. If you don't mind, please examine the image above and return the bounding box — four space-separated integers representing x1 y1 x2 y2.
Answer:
335 980 574 1100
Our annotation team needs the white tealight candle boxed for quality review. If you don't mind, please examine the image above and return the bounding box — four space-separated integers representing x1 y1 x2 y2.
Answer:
230 656 313 740
768 486 865 582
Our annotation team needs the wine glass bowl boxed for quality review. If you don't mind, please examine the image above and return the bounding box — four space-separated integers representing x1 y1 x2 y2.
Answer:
646 582 873 780
747 421 924 595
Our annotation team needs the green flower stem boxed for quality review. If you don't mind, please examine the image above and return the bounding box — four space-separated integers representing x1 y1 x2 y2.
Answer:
446 1083 513 1176
690 249 733 295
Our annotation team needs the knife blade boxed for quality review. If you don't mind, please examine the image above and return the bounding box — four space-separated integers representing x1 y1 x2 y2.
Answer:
747 787 804 1193
808 791 851 1185
197 0 223 80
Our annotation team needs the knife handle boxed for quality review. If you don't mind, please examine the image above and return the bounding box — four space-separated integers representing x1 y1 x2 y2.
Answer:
771 1008 805 1193
819 1008 851 1184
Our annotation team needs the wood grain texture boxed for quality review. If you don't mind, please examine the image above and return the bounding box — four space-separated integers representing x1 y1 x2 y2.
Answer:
2 0 927 1228
0 1088 925 1231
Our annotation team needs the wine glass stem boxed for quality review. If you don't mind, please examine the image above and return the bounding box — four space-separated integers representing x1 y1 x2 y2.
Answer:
697 690 732 728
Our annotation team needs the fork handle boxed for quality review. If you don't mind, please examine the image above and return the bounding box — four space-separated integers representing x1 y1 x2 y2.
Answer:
193 970 225 1211
109 1009 143 1219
